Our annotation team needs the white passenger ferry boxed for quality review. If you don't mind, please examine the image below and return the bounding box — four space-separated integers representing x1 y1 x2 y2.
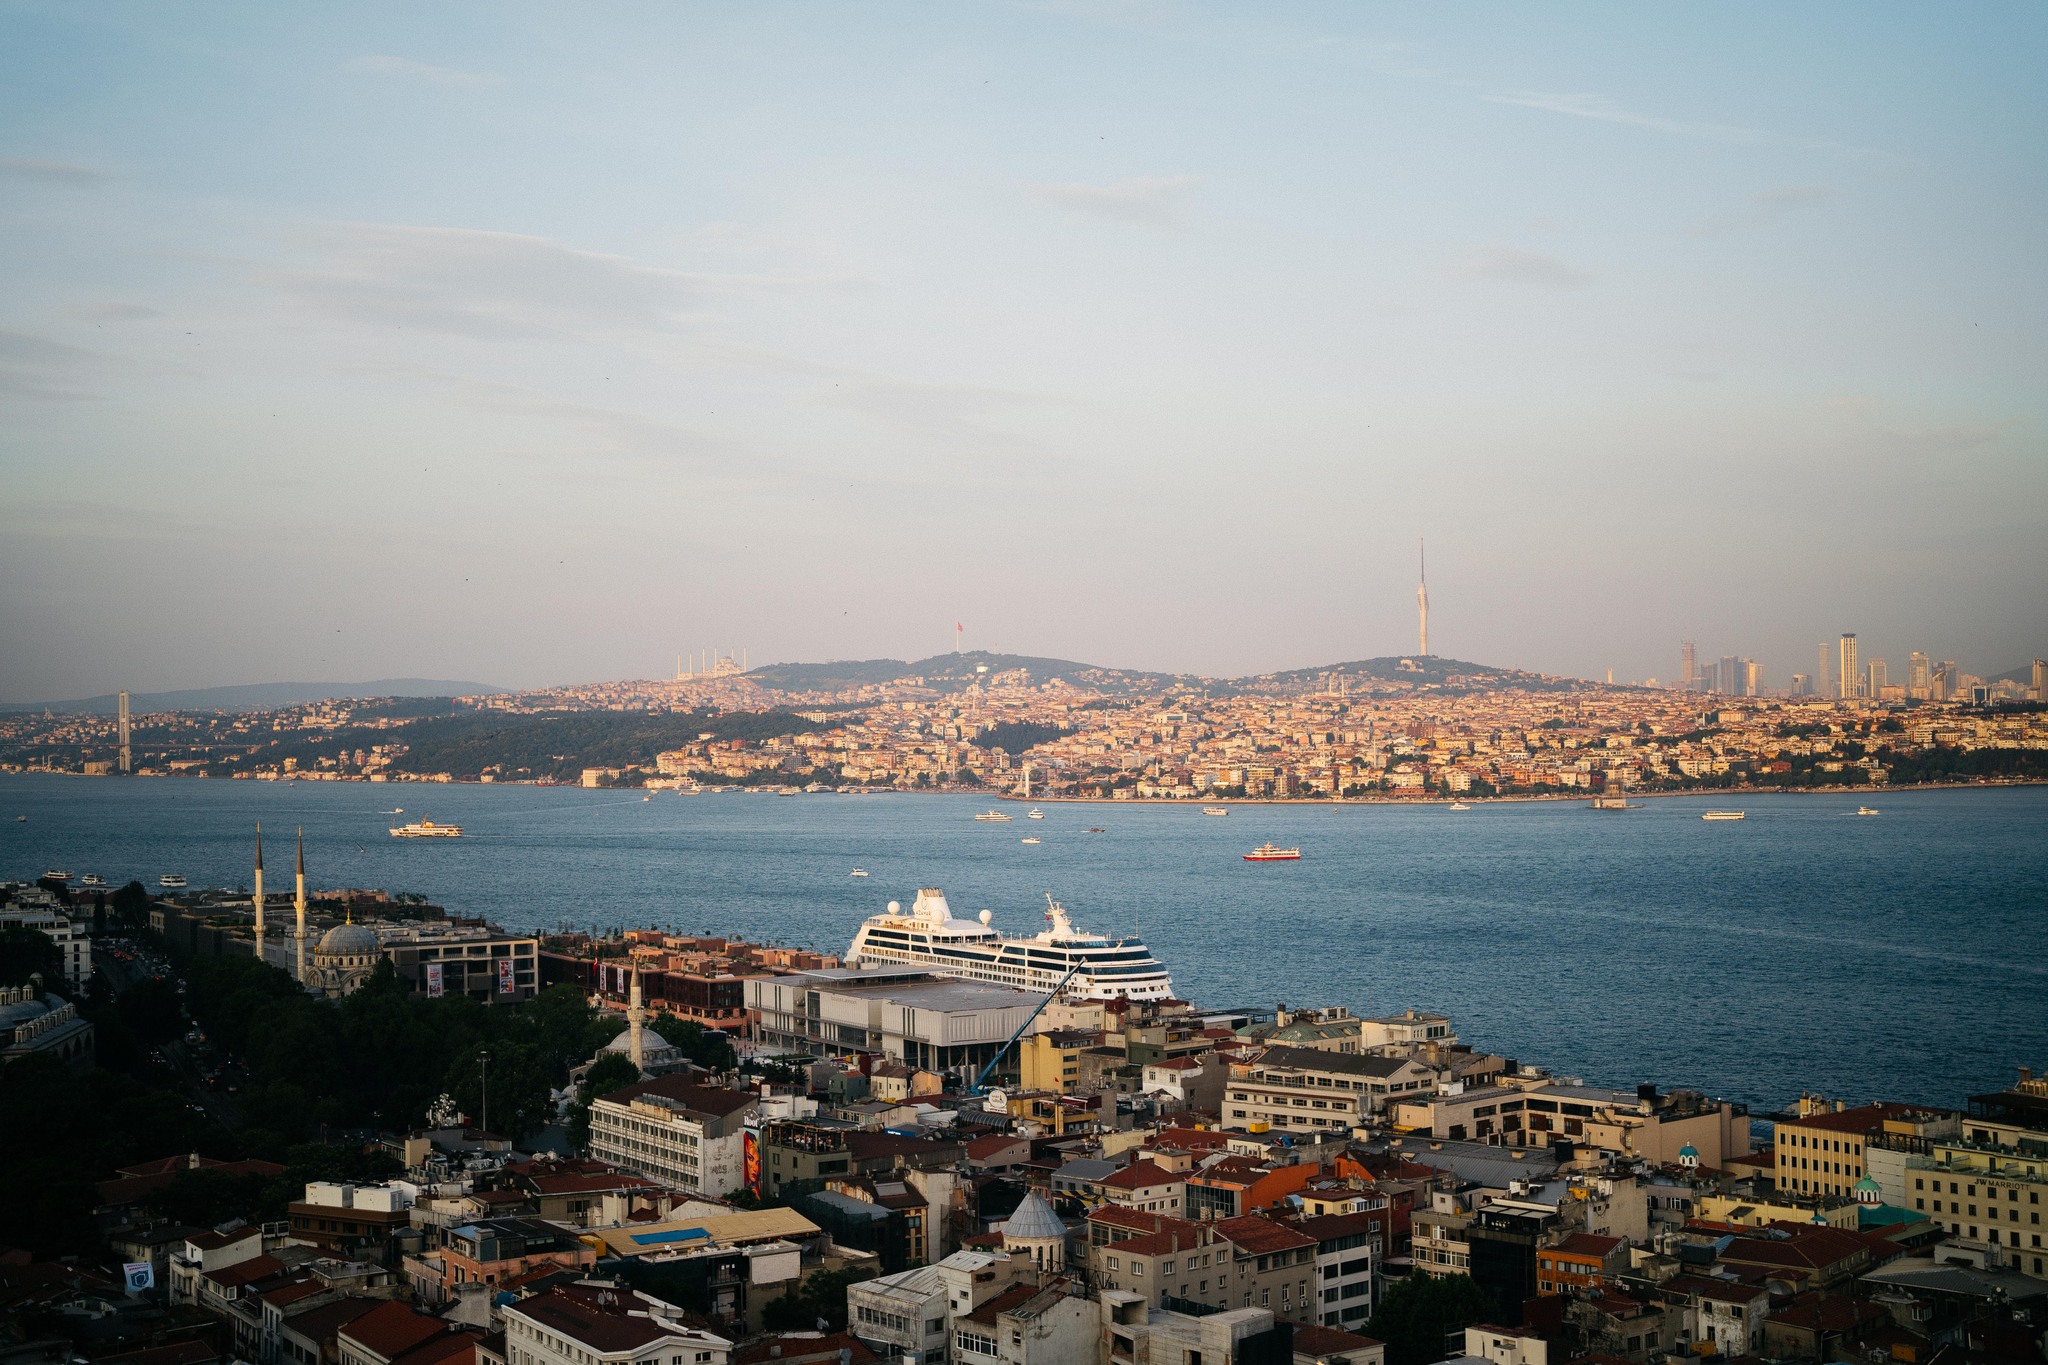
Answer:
846 888 1176 1002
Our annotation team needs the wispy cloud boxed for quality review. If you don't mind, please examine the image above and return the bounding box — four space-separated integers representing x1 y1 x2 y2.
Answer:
0 330 110 401
0 155 113 183
1035 175 1201 228
1691 183 1837 239
1467 247 1591 289
346 54 505 90
266 222 856 340
1488 91 1762 144
268 223 707 338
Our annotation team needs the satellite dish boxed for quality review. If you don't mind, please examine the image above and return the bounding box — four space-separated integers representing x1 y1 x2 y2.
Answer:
978 909 993 925
887 901 901 914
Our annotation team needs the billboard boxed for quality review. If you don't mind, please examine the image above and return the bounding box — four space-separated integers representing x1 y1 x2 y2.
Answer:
425 962 444 998
497 958 516 996
122 1262 153 1293
742 1127 761 1197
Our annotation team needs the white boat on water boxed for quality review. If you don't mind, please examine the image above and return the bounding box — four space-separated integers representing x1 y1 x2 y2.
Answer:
1027 808 1045 819
1702 810 1746 821
80 873 105 888
391 817 463 838
1857 806 1879 816
1202 807 1229 816
158 874 187 889
850 867 869 878
43 869 72 881
974 810 1013 822
1021 836 1041 844
847 888 1175 1001
1448 801 1471 811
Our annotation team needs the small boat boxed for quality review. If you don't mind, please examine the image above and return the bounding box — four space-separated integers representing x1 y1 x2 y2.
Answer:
1243 844 1302 862
1203 807 1229 817
643 794 652 801
1702 810 1746 821
43 869 72 881
1086 827 1107 834
1027 808 1045 819
80 873 106 888
391 817 463 838
1856 806 1879 816
158 874 187 889
389 807 404 814
1021 836 1041 845
1448 801 1471 811
850 867 869 878
974 810 1013 822
14 815 24 822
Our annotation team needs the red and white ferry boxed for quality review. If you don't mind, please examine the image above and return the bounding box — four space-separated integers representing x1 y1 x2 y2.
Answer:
1243 843 1301 862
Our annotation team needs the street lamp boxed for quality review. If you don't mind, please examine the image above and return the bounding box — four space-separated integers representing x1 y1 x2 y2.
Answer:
478 1049 491 1135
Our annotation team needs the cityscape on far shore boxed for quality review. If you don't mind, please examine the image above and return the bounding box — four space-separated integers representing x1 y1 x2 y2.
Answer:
6 630 2044 800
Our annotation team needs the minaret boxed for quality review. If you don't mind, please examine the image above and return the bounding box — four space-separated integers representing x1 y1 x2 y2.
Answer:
294 828 308 982
252 822 266 960
1417 537 1430 658
626 962 647 1072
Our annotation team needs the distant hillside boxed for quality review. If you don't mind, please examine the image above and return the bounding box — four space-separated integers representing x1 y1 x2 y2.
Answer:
1248 655 1585 693
746 650 1196 695
0 678 506 715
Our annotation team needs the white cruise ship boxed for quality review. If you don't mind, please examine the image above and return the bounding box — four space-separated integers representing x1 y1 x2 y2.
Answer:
846 888 1176 1002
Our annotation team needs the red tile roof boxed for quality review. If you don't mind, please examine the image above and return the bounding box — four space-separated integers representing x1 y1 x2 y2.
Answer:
1291 1324 1384 1356
1780 1103 1947 1136
1554 1233 1624 1259
1214 1215 1316 1256
1099 1161 1182 1191
339 1301 451 1363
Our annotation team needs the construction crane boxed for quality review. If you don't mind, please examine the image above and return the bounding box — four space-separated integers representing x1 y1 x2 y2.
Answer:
971 960 1085 1095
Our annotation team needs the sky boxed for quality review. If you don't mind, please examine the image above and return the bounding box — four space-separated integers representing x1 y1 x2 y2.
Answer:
2 2 2044 699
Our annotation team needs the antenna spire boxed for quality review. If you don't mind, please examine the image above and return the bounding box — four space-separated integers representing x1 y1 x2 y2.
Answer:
1417 536 1430 658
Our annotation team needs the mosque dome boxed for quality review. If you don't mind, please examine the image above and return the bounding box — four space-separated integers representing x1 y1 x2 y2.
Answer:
1001 1191 1067 1242
318 922 379 955
606 1027 671 1055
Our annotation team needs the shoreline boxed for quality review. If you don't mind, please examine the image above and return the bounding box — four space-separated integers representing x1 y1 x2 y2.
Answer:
2 769 2042 806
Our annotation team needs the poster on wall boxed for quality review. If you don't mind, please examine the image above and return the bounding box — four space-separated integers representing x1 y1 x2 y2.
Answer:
498 958 516 995
742 1128 761 1196
425 962 444 998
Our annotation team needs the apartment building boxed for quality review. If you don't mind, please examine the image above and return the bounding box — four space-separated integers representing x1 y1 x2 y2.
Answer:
1775 1101 1952 1200
0 904 93 989
1227 1044 1436 1131
585 1075 757 1197
1287 1212 1379 1330
501 1284 729 1365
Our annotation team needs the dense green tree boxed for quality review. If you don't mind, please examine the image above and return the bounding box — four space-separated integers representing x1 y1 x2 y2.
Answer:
0 925 63 987
118 976 186 1044
1364 1273 1502 1365
761 1266 876 1332
443 1040 554 1137
110 880 152 932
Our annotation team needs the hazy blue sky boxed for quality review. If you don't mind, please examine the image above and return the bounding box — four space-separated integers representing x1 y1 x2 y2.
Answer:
3 2 2043 698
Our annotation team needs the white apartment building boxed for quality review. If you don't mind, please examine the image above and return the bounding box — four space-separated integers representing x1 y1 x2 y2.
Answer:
0 905 93 990
1227 1045 1437 1131
503 1285 728 1365
585 1075 756 1197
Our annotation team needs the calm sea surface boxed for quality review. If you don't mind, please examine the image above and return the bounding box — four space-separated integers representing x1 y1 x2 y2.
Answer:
6 775 2043 1112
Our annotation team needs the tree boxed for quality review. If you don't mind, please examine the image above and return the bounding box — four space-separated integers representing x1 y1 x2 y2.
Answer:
443 1040 554 1138
762 1265 876 1332
110 881 152 932
118 975 186 1044
0 926 63 988
567 1053 640 1149
1364 1273 1501 1365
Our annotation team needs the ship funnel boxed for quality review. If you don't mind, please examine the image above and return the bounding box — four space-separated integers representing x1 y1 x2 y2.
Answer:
911 887 951 923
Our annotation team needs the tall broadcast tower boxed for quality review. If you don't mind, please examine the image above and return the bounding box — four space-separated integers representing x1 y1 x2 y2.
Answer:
1416 538 1430 658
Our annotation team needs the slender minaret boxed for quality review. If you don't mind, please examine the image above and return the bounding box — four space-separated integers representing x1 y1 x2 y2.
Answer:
294 828 308 982
1417 538 1430 658
626 962 647 1072
118 690 132 774
252 822 266 959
